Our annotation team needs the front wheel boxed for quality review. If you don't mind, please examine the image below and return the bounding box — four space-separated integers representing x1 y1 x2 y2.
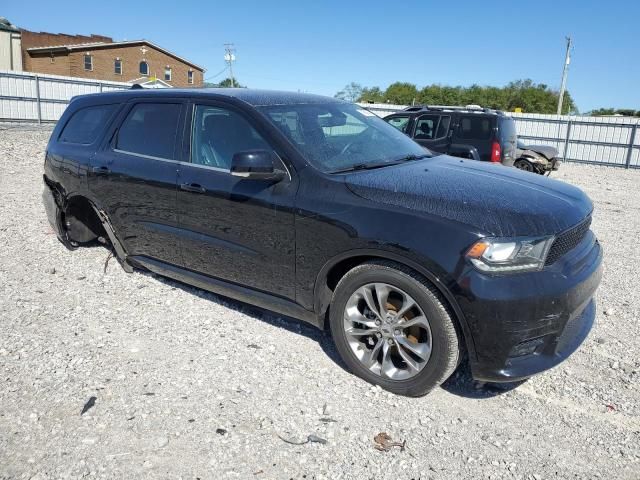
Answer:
329 261 461 396
514 158 535 172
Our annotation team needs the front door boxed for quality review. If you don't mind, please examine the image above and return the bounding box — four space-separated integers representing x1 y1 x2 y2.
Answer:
88 100 185 265
412 114 452 154
176 103 297 300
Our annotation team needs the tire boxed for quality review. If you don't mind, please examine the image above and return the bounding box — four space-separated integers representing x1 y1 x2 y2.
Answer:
329 260 461 396
514 159 534 172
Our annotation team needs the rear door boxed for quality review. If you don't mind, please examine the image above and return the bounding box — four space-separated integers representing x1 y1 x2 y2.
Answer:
175 101 297 300
452 115 495 161
411 114 452 154
88 99 185 265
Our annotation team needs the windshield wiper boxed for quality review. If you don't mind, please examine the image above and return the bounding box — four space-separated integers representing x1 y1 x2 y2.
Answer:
330 162 394 174
390 153 432 163
330 154 431 174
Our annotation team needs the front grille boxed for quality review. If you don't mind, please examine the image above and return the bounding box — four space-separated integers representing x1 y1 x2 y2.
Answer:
545 216 592 265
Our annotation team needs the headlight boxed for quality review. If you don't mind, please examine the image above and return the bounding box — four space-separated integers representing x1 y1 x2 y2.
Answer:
466 236 555 273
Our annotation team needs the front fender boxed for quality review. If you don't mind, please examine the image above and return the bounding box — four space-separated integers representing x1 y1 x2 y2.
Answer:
313 248 477 362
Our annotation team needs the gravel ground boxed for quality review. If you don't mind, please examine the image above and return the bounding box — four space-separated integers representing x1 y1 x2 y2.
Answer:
1 124 639 480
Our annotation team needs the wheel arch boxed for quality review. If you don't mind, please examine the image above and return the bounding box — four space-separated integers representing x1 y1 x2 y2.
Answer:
313 249 477 360
59 193 133 272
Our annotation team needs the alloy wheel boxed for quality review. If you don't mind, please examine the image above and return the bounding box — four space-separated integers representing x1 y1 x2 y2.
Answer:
343 283 432 380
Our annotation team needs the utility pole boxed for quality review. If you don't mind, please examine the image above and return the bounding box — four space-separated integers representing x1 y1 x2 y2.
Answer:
224 43 236 87
557 36 572 115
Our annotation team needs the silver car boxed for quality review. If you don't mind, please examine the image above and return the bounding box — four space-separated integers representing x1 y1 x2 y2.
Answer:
515 139 561 175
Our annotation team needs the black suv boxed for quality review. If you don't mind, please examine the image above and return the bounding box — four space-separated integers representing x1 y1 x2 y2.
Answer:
43 89 602 396
384 105 517 166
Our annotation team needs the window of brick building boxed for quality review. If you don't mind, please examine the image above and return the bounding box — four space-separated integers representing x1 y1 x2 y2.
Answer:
114 58 122 75
84 54 93 71
139 61 149 76
164 66 172 81
188 70 194 84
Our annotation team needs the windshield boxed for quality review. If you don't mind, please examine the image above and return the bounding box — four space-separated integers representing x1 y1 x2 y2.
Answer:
257 103 430 173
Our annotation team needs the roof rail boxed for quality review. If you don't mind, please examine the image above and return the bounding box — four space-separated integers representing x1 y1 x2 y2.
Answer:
402 104 504 115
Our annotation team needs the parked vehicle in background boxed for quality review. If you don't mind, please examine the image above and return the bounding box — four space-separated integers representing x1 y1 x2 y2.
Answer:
515 139 561 175
43 89 602 396
383 105 517 166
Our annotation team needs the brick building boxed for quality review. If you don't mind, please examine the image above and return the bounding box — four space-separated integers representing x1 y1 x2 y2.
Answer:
21 30 204 87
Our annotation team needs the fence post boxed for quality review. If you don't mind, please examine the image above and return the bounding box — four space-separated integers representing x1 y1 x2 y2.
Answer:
99 82 103 93
34 74 42 125
625 124 638 169
562 119 572 161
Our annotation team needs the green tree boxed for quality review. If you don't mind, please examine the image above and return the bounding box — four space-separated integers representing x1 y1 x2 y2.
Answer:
335 82 364 102
384 82 419 105
590 108 640 117
216 77 245 88
358 86 385 103
340 79 581 113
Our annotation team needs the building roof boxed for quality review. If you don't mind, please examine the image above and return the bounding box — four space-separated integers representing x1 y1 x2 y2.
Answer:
27 39 204 71
0 17 20 33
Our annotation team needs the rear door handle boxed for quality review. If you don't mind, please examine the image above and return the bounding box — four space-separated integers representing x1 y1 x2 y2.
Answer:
180 183 206 194
92 166 110 175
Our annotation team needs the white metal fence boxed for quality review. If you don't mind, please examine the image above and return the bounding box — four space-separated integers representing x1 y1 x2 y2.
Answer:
0 70 130 123
360 103 640 169
1 72 638 169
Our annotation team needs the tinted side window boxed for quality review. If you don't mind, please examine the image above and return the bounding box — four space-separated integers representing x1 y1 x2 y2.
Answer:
414 115 451 140
499 117 517 142
116 103 181 159
435 116 451 138
414 115 437 139
458 116 493 140
386 115 410 133
191 105 270 169
59 104 117 144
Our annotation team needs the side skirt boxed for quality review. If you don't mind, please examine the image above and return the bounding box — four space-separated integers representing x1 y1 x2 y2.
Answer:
128 255 323 329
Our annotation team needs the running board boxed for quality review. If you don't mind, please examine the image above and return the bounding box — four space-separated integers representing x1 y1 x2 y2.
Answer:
128 255 323 329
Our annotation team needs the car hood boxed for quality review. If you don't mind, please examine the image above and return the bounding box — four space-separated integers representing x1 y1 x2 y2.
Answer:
345 156 592 237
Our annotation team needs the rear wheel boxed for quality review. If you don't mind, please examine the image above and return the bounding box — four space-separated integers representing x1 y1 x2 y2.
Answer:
329 261 461 396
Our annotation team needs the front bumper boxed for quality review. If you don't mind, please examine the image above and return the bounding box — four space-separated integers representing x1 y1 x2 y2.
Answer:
455 230 602 382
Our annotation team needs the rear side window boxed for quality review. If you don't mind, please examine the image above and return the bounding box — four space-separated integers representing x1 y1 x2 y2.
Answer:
499 117 517 143
457 116 493 140
59 104 117 144
386 115 410 133
116 103 182 159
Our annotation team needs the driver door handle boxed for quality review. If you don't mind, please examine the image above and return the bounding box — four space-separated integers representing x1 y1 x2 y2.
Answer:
180 183 206 194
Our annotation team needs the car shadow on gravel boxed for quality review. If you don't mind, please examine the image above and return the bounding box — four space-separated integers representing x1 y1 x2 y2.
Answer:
441 361 528 399
140 271 527 399
147 272 347 369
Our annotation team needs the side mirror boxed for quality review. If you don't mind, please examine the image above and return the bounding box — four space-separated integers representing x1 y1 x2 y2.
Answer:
230 150 285 181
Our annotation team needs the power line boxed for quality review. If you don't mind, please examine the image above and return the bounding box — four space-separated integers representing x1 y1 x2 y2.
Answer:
205 66 229 82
